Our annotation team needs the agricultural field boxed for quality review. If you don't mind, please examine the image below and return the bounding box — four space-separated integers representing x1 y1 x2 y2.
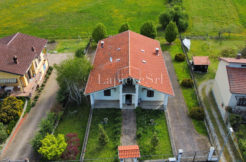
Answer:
0 0 166 39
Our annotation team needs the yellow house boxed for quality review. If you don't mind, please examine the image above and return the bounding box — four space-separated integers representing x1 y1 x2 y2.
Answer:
0 32 49 97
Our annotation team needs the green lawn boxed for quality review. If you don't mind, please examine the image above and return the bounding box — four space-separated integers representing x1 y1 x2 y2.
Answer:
54 38 89 53
183 0 246 35
161 39 208 136
0 0 166 39
85 109 122 162
55 104 90 160
136 108 172 160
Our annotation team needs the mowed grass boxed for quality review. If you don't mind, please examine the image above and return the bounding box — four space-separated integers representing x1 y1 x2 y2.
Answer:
85 109 122 161
136 108 172 160
55 104 90 159
183 0 246 35
187 39 245 84
0 0 166 39
54 38 89 53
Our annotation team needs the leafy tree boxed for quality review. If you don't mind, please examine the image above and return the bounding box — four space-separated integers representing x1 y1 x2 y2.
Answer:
151 132 159 150
75 48 85 58
98 124 109 145
165 21 178 44
159 12 172 30
38 134 67 160
177 18 188 33
0 97 23 124
62 133 80 160
39 112 56 136
32 133 44 151
119 23 130 33
92 23 107 43
55 57 92 104
140 21 157 39
0 122 7 143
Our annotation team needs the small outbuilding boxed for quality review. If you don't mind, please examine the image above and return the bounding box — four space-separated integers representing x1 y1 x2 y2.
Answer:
118 145 140 162
192 56 210 72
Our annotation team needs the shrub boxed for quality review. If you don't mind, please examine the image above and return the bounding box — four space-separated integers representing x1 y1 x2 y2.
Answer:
119 23 130 33
98 124 109 145
0 122 8 143
140 21 157 39
220 48 237 57
151 132 159 150
75 48 85 58
175 53 185 62
0 96 23 124
92 23 107 43
48 40 56 44
61 133 80 160
32 133 44 151
189 107 205 120
181 78 193 88
38 134 67 160
165 21 178 44
31 101 36 107
229 114 242 131
6 120 17 134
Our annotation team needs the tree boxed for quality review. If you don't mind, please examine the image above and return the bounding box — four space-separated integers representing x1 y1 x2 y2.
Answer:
92 23 107 43
140 21 157 39
177 18 188 33
75 48 85 58
38 134 67 160
119 23 130 33
98 124 109 145
55 57 92 104
165 21 178 44
0 122 7 143
241 46 246 58
0 96 23 124
151 132 159 150
159 12 172 29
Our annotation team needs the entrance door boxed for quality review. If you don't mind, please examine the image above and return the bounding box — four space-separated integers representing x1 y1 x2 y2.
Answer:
125 95 132 105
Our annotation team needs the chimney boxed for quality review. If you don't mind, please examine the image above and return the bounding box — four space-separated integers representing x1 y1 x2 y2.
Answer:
13 55 18 64
155 48 159 55
236 53 241 59
101 41 104 48
31 46 35 52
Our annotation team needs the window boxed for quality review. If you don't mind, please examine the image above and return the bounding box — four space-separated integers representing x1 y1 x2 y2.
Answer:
0 78 17 84
237 97 246 106
104 89 111 96
147 90 154 97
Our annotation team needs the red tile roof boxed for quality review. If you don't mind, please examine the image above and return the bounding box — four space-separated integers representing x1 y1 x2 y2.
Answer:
118 145 140 159
226 66 246 94
193 56 210 65
0 33 47 75
84 31 174 96
220 57 246 64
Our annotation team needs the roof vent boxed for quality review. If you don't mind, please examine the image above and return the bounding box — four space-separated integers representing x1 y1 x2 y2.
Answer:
236 53 241 59
101 41 104 48
13 55 18 64
141 49 145 53
142 60 147 63
31 46 36 52
116 58 120 62
110 57 113 62
155 48 159 55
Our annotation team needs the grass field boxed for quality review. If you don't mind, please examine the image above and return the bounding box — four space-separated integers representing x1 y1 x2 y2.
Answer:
55 104 90 160
136 108 172 160
0 0 166 39
183 0 246 35
85 109 122 161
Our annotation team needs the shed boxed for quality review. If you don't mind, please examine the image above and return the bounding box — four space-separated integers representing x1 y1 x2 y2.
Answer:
192 56 210 72
118 145 140 162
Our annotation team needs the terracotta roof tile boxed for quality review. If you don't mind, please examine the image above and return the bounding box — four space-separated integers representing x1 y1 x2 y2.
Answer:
0 33 47 75
118 145 140 159
220 57 246 64
226 66 246 94
193 56 210 65
85 31 174 96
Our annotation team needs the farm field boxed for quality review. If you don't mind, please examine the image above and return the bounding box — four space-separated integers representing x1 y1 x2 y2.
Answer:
0 0 166 39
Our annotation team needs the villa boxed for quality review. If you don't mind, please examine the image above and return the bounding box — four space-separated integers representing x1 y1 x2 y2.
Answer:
0 33 48 97
84 30 174 109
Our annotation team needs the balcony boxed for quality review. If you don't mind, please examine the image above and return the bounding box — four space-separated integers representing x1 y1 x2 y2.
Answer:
123 85 135 93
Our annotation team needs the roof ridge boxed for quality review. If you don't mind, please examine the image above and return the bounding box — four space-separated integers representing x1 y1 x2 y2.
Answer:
7 32 19 46
128 30 131 76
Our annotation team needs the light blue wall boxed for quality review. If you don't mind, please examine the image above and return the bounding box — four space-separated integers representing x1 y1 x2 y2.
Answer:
94 86 120 100
139 85 165 101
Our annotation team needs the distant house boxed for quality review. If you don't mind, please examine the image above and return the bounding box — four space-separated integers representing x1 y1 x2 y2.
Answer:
213 55 246 119
84 31 174 109
192 56 210 72
0 33 48 97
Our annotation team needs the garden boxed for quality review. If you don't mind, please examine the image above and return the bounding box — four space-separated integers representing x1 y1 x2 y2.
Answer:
85 109 122 161
136 107 173 160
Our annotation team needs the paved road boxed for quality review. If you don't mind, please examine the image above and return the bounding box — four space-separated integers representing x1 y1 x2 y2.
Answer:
163 52 210 155
0 53 72 161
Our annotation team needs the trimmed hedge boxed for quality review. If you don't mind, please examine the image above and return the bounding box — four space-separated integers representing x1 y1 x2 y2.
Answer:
181 78 193 88
189 107 205 120
175 53 185 62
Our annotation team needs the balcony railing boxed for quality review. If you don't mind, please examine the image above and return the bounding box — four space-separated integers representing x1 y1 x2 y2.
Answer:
123 85 135 93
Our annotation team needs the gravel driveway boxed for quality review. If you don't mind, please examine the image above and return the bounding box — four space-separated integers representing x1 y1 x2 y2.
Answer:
0 53 72 161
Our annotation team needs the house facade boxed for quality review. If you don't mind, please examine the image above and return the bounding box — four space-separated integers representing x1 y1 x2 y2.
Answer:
85 31 174 109
0 33 48 97
213 56 246 119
